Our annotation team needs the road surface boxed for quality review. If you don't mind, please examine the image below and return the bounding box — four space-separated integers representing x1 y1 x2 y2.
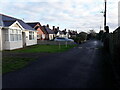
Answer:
3 40 115 88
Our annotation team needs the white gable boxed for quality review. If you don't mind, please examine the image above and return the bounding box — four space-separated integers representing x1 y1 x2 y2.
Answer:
57 32 60 35
9 21 24 30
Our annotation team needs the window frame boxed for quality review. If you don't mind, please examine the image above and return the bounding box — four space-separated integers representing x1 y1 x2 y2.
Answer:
9 29 22 42
29 31 34 40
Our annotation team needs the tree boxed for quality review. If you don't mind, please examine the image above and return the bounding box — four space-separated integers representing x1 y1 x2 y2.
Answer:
79 32 88 42
105 26 109 33
97 30 104 41
87 30 97 39
72 32 87 44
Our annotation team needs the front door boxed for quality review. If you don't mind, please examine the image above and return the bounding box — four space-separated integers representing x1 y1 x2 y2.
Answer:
22 32 26 47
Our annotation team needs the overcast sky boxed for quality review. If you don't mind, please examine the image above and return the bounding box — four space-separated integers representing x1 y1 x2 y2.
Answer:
0 0 119 33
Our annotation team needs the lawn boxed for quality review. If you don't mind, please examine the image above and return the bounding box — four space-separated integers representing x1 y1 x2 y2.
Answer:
11 44 77 53
3 57 35 74
3 44 77 74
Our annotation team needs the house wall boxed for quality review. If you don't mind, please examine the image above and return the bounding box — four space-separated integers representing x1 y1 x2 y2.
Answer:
4 41 23 50
44 34 49 40
3 30 37 50
2 28 23 50
37 28 45 40
25 30 37 46
1 21 37 50
61 35 66 38
49 34 54 40
41 34 46 40
56 33 65 38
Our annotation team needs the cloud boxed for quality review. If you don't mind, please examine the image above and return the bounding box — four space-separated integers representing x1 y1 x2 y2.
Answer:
0 0 119 33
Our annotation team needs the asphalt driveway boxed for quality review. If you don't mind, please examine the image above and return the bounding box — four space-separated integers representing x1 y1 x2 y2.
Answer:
3 40 116 88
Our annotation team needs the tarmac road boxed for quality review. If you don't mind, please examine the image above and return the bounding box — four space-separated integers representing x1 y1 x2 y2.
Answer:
3 40 115 88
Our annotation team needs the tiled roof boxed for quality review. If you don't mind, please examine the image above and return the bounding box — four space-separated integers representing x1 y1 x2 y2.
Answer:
18 20 35 30
0 14 3 26
3 20 16 27
27 22 48 34
43 26 55 34
40 26 48 34
58 30 64 34
0 14 35 30
27 22 40 28
54 29 58 34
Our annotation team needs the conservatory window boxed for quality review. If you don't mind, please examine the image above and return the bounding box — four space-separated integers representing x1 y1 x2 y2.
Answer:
5 30 9 41
9 29 22 41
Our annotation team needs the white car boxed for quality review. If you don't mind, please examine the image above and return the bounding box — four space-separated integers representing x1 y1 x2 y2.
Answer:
54 37 74 42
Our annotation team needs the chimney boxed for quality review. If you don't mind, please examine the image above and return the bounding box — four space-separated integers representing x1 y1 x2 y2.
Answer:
53 26 55 30
47 24 49 28
64 29 66 31
57 27 59 30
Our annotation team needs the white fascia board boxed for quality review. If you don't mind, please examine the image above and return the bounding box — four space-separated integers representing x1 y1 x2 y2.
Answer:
25 29 37 32
9 21 25 30
2 27 9 29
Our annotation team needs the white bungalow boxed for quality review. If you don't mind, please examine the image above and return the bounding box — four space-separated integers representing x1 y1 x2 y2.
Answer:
0 14 37 50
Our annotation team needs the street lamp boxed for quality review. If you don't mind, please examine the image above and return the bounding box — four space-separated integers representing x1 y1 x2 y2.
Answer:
104 0 107 31
100 0 107 32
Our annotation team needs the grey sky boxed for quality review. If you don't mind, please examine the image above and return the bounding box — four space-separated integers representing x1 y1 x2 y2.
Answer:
0 0 119 33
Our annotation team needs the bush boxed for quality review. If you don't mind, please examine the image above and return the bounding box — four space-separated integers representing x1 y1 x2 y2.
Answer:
71 36 86 44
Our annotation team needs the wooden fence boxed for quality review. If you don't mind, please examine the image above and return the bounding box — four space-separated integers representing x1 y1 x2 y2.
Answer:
108 27 120 66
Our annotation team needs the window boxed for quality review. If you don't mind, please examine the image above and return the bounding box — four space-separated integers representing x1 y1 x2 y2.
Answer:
18 34 22 40
10 34 14 41
29 31 34 40
5 30 9 41
9 29 22 41
42 34 45 39
32 32 34 39
18 30 22 40
37 34 40 39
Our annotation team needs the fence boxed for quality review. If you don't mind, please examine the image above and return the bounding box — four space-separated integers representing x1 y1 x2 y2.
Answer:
108 27 120 71
109 27 120 57
37 40 77 45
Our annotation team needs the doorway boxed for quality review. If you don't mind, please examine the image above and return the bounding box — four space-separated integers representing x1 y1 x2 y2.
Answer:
22 32 26 47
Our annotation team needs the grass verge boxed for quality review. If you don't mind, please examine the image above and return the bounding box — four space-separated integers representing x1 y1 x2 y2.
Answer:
2 57 35 74
3 44 77 74
10 44 77 53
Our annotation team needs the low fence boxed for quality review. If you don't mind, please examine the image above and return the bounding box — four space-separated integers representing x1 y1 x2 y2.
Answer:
37 40 77 45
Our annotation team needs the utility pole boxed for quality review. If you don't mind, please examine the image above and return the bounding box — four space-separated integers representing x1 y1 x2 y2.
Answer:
104 0 107 31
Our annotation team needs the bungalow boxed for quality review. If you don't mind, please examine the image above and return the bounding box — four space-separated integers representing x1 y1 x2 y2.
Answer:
52 26 65 37
62 29 71 38
0 14 37 50
27 22 48 40
42 24 55 40
68 30 78 38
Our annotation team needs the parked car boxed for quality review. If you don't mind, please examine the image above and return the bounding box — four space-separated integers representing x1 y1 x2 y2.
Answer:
54 37 74 42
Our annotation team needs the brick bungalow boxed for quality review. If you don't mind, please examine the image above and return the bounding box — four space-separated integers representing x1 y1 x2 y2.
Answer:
52 26 65 37
42 24 55 40
27 22 48 40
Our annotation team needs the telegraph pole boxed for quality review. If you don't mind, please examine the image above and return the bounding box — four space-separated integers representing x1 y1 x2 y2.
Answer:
104 0 107 31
